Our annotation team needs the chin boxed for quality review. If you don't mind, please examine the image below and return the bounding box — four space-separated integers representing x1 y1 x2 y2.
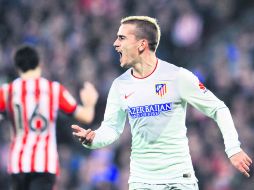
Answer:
120 61 126 68
121 63 131 69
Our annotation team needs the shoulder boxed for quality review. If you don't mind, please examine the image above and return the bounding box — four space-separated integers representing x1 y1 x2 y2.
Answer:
158 59 195 79
106 69 133 95
159 59 180 71
40 77 57 84
0 78 20 90
0 83 9 94
175 67 202 93
112 69 133 87
177 67 199 81
116 68 132 80
156 59 181 80
0 82 9 89
40 77 63 88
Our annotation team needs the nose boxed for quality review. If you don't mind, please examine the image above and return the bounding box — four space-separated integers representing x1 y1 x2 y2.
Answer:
113 39 119 48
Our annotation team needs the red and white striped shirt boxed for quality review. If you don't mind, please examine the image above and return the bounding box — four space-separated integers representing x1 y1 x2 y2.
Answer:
0 77 77 174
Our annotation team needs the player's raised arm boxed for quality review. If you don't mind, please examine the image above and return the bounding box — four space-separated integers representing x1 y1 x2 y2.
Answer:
74 81 99 124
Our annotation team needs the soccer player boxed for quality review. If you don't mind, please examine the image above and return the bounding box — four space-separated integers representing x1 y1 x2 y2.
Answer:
71 16 252 190
0 45 98 190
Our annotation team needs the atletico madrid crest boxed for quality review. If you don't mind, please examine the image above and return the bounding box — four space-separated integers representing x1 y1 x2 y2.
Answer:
155 83 167 97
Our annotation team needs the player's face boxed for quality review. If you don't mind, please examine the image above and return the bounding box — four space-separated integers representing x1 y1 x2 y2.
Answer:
113 24 141 68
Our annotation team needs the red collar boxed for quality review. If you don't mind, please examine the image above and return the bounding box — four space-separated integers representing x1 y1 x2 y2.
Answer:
131 58 158 79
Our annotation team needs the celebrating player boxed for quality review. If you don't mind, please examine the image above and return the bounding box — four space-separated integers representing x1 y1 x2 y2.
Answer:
72 16 252 190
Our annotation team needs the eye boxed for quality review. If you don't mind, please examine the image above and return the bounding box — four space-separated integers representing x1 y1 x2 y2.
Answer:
118 35 125 40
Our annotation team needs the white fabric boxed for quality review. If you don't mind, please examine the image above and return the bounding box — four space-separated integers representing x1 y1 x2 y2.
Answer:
84 59 241 184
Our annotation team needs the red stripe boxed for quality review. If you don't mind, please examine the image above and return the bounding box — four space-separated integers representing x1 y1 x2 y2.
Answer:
21 81 29 133
18 80 28 173
31 79 40 172
35 79 40 101
7 83 15 173
56 156 60 176
49 81 53 121
44 81 53 172
8 84 16 136
31 135 40 172
44 134 50 173
0 88 6 111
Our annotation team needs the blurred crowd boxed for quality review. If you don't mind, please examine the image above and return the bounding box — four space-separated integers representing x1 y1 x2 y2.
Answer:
0 0 254 189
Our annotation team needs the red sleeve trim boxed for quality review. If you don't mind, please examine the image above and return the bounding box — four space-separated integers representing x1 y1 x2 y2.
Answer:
58 85 77 114
0 88 6 111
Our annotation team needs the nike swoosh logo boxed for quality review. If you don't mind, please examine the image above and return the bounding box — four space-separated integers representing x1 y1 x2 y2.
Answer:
124 92 134 99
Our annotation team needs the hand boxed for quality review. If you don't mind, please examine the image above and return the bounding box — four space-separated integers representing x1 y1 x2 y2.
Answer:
80 82 99 107
229 150 252 178
71 125 95 145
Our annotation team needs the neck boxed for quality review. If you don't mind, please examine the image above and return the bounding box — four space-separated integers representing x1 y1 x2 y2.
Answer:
132 53 157 78
20 67 41 79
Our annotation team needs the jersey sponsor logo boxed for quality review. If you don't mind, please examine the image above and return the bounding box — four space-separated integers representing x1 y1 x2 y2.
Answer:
199 81 207 93
155 83 167 97
124 92 134 99
128 102 173 118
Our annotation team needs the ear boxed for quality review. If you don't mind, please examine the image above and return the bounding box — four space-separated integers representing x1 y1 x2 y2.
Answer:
138 39 147 52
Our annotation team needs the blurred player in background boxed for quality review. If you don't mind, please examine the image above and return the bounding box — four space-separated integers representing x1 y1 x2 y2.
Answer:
72 16 252 190
0 45 98 190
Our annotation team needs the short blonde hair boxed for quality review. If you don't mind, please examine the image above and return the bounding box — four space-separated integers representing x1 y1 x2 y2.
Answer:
121 16 161 51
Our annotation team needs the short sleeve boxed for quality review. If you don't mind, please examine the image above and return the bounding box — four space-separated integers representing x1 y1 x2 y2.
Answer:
0 87 6 112
58 85 77 114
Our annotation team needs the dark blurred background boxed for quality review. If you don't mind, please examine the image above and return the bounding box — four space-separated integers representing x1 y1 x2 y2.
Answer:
0 0 254 189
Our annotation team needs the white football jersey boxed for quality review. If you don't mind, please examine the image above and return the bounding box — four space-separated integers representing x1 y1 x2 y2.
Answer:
84 59 241 184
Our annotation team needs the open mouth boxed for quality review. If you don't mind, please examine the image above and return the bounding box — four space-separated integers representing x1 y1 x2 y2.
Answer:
118 52 122 58
115 48 122 60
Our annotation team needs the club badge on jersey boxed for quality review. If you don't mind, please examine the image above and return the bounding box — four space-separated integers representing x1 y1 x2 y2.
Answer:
155 83 167 97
